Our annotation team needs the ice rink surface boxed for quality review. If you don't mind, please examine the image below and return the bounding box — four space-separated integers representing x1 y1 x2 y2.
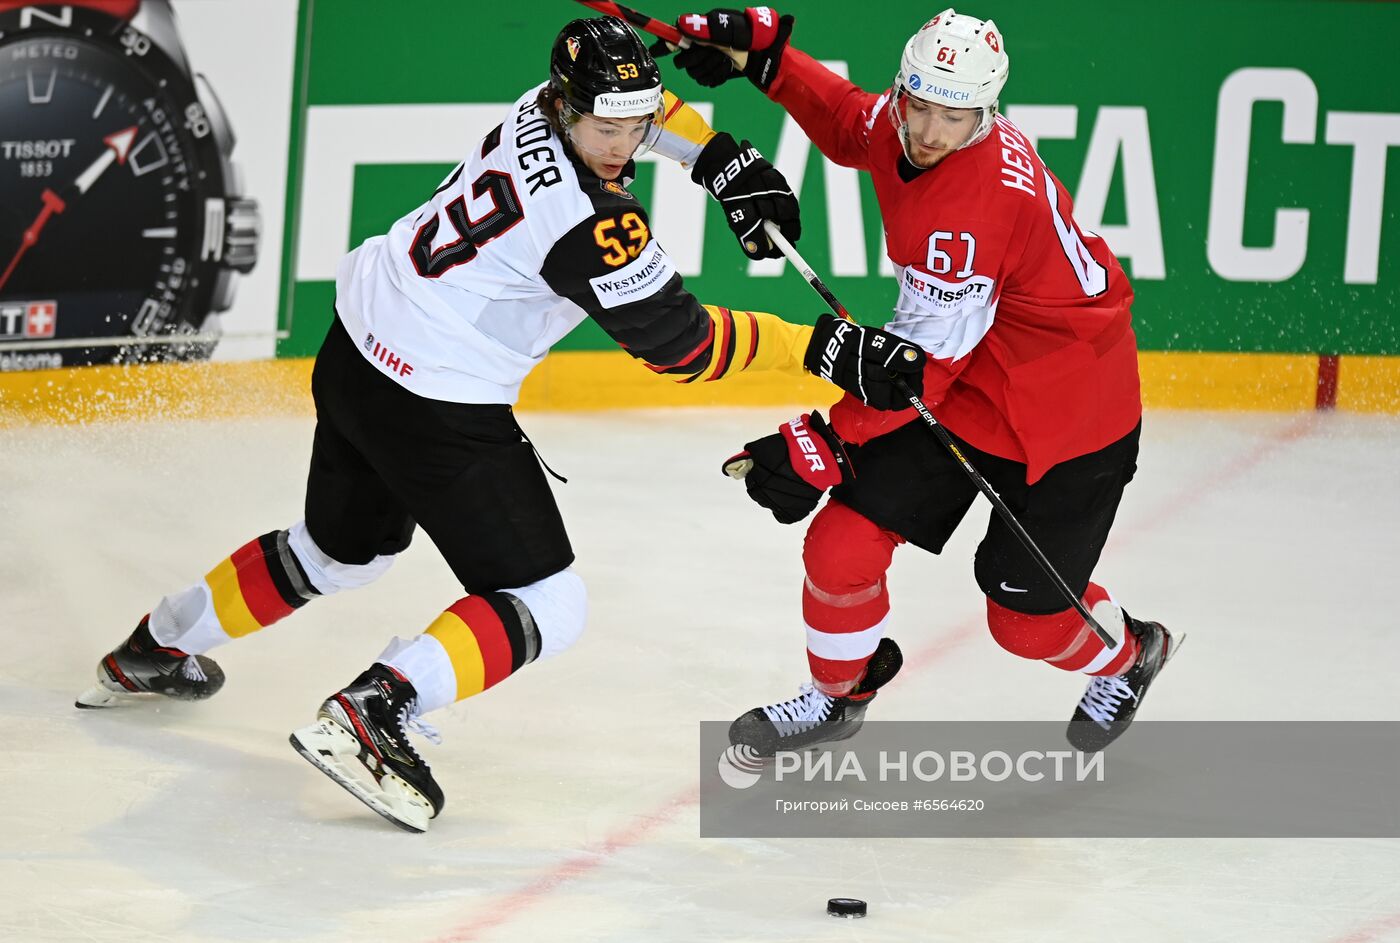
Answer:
2 406 1398 942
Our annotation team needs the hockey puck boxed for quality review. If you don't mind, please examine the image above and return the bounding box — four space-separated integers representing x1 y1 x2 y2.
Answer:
827 898 867 918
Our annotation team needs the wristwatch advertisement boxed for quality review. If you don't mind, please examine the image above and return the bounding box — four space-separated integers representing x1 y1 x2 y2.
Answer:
0 0 259 368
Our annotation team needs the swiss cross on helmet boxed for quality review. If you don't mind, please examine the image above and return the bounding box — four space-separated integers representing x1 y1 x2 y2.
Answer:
550 17 665 140
889 7 1009 155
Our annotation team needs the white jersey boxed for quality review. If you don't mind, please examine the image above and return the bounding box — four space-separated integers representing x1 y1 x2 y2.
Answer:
334 84 712 404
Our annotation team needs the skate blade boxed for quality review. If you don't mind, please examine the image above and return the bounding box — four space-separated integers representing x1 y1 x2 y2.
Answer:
1164 631 1187 666
74 681 145 709
289 719 433 834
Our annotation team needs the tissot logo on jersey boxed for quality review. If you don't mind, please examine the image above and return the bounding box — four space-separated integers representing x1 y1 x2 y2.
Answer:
900 268 994 309
0 301 58 339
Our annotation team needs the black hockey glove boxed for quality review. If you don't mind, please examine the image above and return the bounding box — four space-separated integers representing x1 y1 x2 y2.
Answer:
670 6 795 92
692 132 800 260
722 411 852 524
804 313 926 411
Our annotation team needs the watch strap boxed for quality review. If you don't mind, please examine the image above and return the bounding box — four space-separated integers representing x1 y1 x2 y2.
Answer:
0 1 140 19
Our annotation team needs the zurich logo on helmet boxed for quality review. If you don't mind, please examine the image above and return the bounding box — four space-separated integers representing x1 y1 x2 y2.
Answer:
908 73 922 90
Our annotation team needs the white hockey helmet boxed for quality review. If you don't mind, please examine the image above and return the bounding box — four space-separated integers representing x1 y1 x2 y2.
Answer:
889 8 1009 153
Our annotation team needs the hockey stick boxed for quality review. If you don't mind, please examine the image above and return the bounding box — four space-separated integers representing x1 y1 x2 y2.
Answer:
570 0 687 45
761 221 1116 647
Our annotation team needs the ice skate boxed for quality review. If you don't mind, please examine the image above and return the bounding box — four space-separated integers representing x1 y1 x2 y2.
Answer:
1066 617 1181 752
289 664 444 833
729 637 903 757
75 616 225 709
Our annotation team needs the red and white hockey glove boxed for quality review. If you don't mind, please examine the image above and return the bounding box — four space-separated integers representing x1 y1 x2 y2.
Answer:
722 411 852 524
670 7 794 91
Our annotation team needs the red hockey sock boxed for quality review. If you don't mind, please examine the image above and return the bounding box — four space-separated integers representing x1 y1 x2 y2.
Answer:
986 583 1140 676
802 501 902 695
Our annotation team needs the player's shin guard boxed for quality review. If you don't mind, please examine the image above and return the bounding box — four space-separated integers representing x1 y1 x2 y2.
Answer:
985 583 1140 676
147 522 393 656
802 501 901 696
199 528 323 643
804 579 890 695
421 593 543 704
379 568 584 713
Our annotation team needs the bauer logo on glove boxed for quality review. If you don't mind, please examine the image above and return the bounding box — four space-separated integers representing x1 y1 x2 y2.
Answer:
803 313 926 411
691 132 800 260
705 144 762 196
783 414 845 488
723 410 852 524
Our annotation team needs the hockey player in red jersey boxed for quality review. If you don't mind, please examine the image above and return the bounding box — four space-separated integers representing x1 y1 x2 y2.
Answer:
666 7 1178 754
72 16 927 832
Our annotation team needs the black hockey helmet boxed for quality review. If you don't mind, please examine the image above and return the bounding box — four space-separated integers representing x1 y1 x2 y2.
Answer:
549 17 664 120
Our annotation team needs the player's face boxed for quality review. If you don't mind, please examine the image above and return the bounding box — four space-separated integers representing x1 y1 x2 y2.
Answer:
567 113 652 179
902 97 979 168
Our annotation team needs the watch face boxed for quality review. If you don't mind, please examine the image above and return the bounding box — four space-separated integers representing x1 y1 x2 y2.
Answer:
0 7 230 368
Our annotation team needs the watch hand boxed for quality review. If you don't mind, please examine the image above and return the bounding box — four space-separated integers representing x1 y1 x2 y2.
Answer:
0 126 138 294
0 188 66 294
75 125 138 194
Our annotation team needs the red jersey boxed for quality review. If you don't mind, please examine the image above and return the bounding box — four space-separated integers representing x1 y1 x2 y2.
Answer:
768 48 1142 483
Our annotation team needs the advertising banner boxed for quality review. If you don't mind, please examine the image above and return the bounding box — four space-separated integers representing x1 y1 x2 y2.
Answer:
278 0 1400 361
0 0 297 371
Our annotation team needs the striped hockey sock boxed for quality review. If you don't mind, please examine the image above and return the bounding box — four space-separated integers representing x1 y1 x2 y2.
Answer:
425 593 542 701
205 530 320 638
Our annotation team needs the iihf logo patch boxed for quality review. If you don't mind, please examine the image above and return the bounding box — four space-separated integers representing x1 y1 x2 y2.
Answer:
566 37 581 61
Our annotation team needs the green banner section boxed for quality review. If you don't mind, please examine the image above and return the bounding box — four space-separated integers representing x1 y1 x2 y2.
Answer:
279 0 1400 358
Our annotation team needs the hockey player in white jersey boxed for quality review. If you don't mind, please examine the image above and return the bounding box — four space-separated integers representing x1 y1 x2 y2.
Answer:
74 16 927 832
